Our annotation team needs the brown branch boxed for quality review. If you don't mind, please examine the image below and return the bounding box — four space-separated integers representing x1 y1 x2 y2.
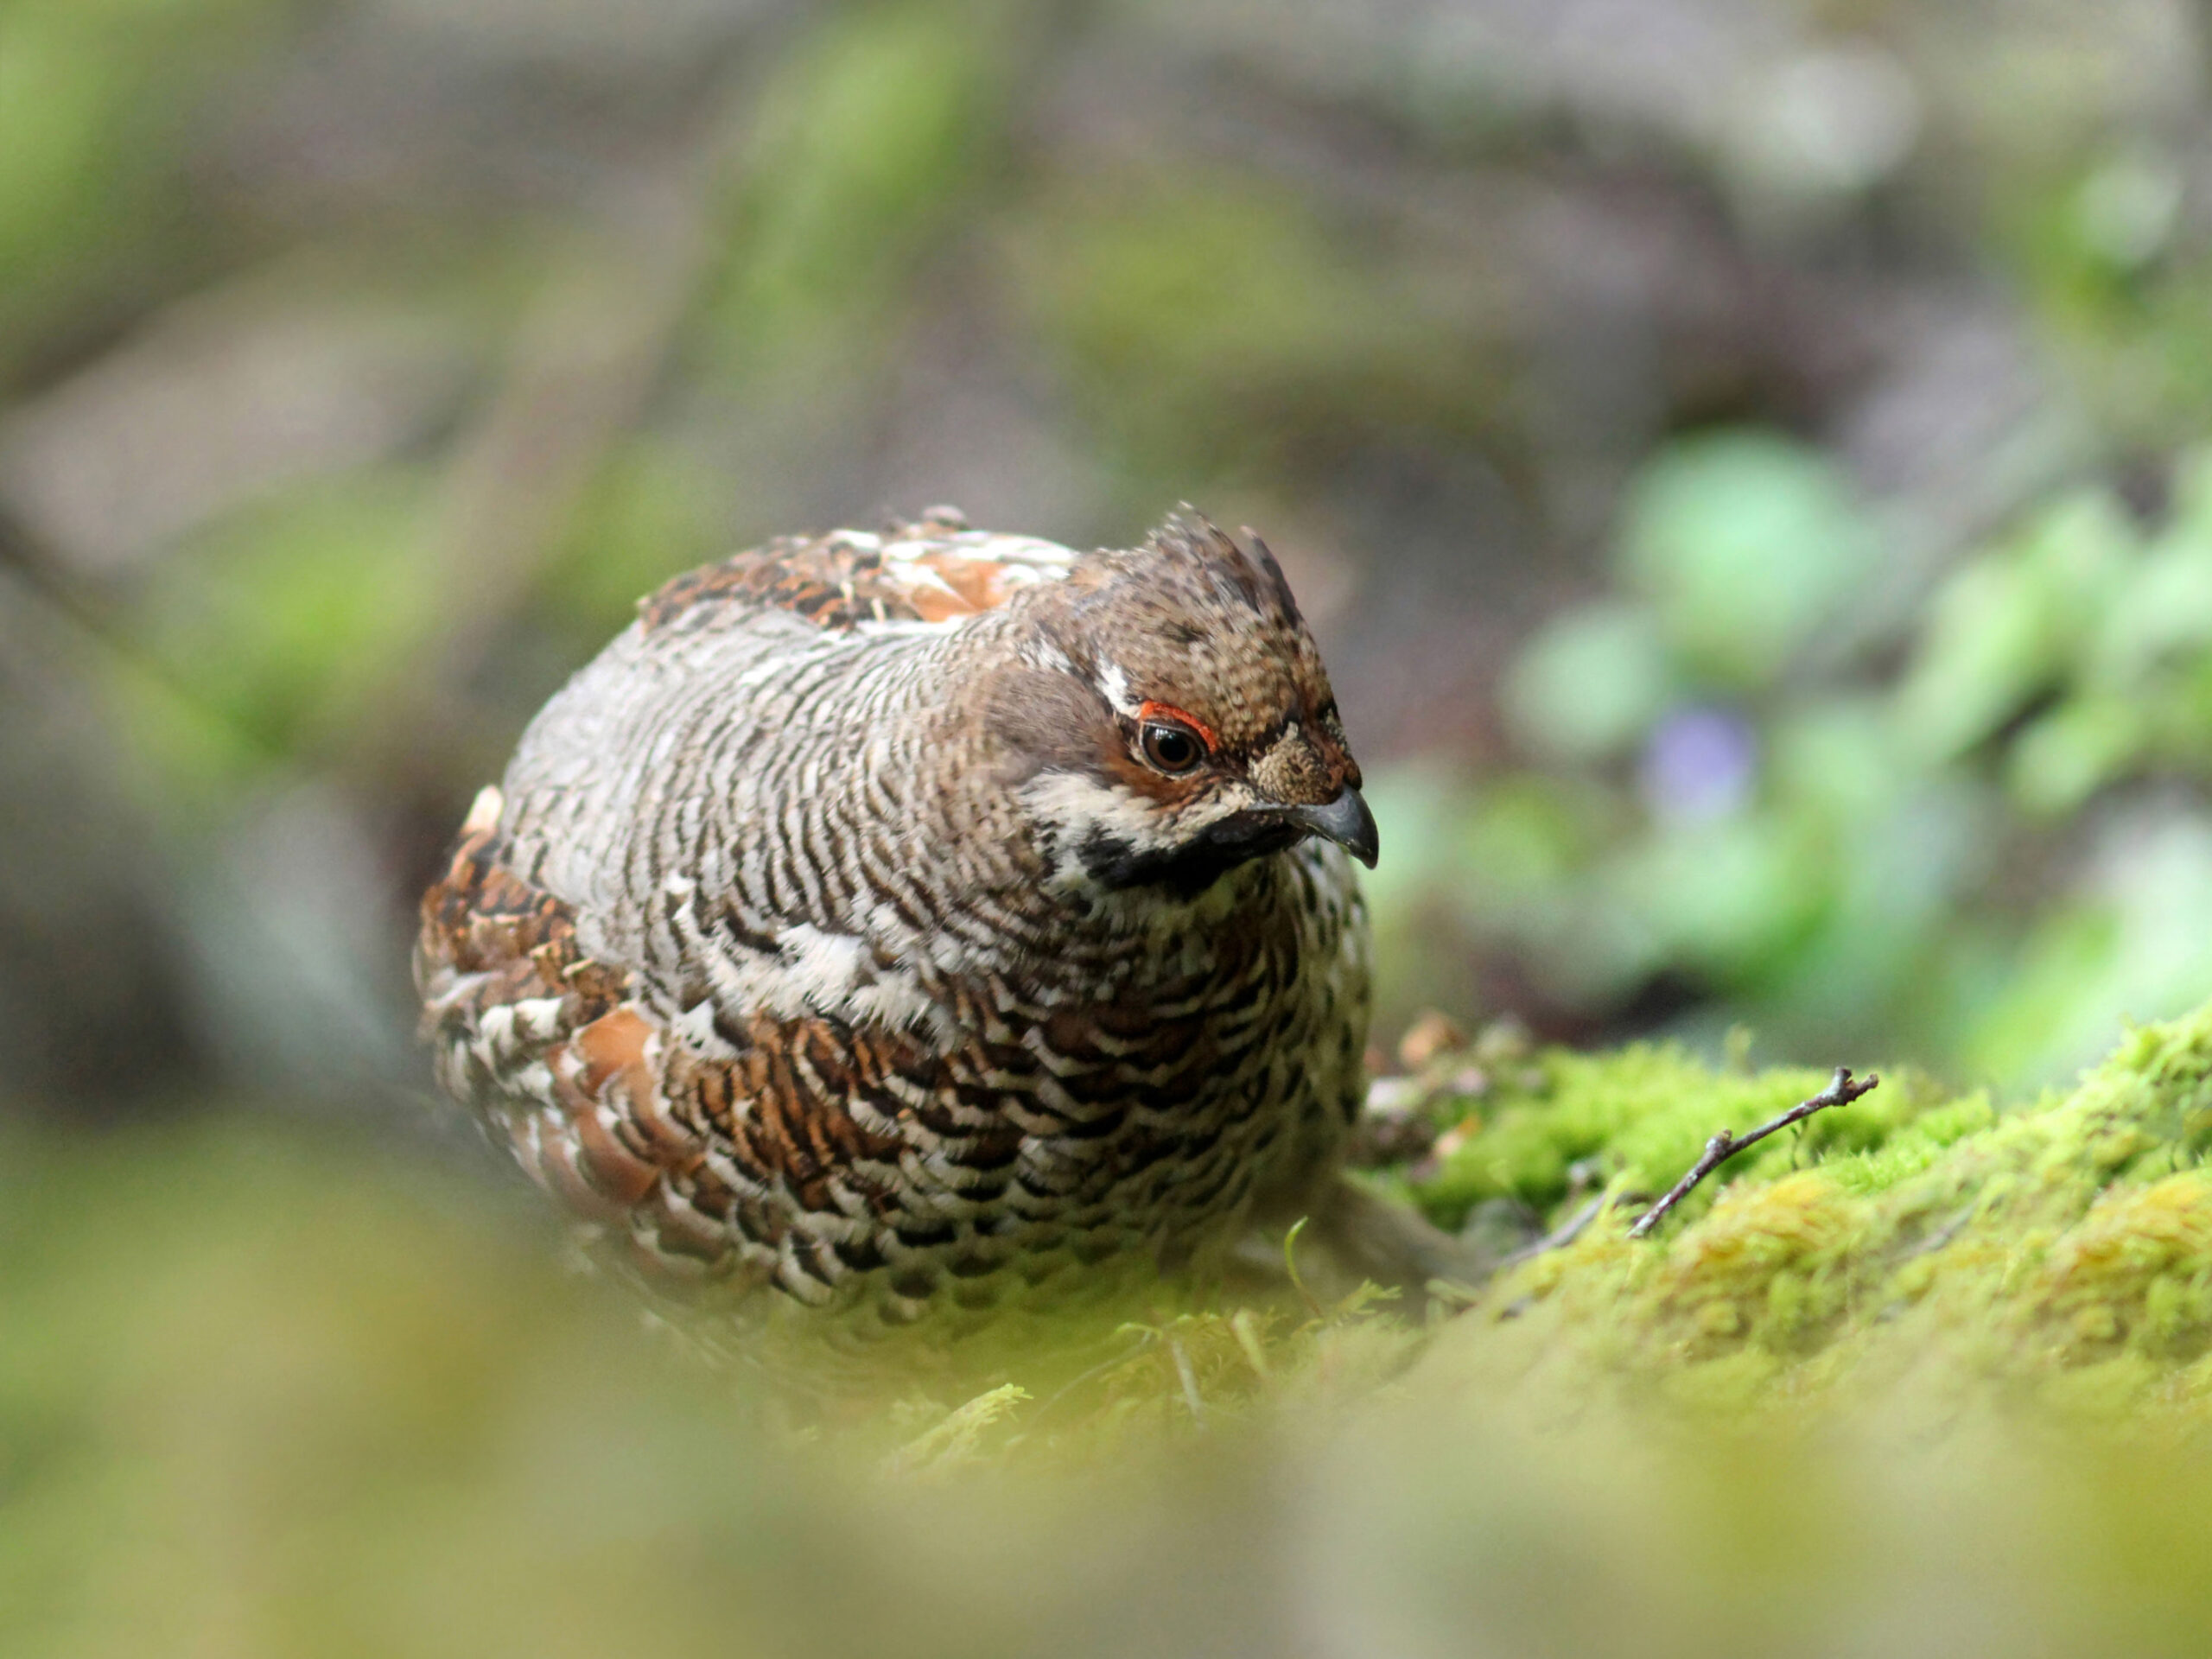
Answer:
1502 1192 1615 1268
1626 1067 1880 1240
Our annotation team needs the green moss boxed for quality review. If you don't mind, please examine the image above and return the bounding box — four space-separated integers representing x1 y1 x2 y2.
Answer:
1412 1044 1943 1229
817 994 2212 1454
1363 997 2212 1434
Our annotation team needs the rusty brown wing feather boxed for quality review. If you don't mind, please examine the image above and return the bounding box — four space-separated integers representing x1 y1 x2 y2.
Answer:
418 807 947 1294
416 810 681 1233
638 517 1077 633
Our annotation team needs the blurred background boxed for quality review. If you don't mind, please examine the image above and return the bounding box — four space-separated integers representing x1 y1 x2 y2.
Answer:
12 2 2212 1651
12 0 2212 1129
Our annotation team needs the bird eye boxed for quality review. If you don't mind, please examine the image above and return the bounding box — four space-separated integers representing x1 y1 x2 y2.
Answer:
1140 719 1204 774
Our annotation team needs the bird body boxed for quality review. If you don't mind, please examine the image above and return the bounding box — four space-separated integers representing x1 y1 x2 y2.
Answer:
416 511 1385 1331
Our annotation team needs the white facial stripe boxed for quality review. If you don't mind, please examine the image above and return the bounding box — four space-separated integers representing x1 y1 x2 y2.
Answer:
1020 769 1262 848
1095 662 1138 717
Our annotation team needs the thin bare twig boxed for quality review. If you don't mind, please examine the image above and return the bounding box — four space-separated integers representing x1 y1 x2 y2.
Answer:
1502 1192 1613 1268
1626 1067 1880 1240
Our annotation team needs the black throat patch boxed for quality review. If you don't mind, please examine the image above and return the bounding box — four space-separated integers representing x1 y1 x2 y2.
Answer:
1076 812 1306 899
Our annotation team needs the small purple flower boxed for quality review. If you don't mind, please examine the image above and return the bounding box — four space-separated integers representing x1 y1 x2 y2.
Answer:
1640 706 1758 823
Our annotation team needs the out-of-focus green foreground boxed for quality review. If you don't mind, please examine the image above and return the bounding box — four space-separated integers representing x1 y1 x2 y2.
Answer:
17 1010 2212 1656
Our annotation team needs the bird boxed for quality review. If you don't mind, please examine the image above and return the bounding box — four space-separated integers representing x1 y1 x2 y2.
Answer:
416 506 1439 1335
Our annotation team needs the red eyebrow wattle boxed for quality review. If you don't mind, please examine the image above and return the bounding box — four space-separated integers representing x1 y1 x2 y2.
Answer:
1136 700 1219 753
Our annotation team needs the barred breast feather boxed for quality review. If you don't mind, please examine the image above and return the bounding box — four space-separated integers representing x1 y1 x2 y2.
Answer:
416 512 1376 1331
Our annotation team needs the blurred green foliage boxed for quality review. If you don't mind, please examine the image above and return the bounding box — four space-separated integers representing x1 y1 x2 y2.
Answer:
709 1 1009 372
151 474 442 758
0 0 295 367
1012 169 1500 488
6 0 2210 1097
1386 442 2212 1087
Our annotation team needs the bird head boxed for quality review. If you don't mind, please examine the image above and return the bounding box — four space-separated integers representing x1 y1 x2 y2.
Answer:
990 513 1376 897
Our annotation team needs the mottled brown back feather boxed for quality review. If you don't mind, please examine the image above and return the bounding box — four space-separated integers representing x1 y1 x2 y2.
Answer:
416 511 1376 1326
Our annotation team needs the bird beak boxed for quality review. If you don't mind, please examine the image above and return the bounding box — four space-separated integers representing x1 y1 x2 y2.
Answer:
1291 784 1379 868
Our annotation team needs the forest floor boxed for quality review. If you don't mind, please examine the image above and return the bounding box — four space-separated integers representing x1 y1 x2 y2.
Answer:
11 1007 2212 1656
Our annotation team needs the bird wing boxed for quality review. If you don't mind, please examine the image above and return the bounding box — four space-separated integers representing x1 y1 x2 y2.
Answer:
416 789 932 1294
638 516 1078 633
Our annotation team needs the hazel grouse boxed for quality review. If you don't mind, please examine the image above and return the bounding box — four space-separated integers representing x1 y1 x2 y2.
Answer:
416 509 1444 1332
